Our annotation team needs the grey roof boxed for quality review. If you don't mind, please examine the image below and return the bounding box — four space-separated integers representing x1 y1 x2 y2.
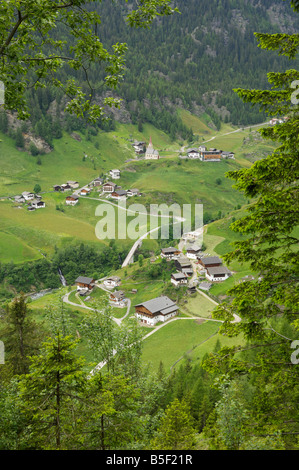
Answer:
114 189 127 196
162 246 178 253
67 194 79 200
198 282 212 290
110 290 125 299
135 296 178 315
200 256 222 264
176 257 192 266
187 245 201 252
75 276 94 284
172 272 187 280
207 266 231 275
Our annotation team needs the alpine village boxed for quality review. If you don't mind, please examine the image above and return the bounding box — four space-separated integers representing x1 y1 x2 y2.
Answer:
0 0 298 455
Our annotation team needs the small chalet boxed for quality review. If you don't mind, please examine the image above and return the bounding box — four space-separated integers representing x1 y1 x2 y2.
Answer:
132 141 145 154
109 290 126 305
198 256 222 269
31 199 45 209
175 257 192 270
103 276 121 288
135 296 179 326
187 148 200 159
171 272 188 286
61 184 72 191
198 282 212 291
127 188 140 197
110 189 127 200
182 231 200 241
75 276 95 291
161 247 181 260
53 185 62 192
80 188 91 196
102 182 117 193
205 266 231 282
186 245 202 260
65 194 79 205
67 181 79 189
14 195 25 203
221 151 235 159
109 169 120 179
22 191 34 201
93 177 104 187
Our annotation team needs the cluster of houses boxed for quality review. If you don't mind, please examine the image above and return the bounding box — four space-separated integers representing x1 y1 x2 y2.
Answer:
53 181 80 192
74 273 178 326
182 146 235 161
269 116 288 126
14 191 46 211
161 245 231 284
73 239 231 327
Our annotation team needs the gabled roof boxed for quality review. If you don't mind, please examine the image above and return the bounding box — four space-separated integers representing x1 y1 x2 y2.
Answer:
200 256 222 265
176 257 192 266
110 290 125 299
171 272 187 280
187 244 201 252
114 189 127 196
162 246 179 253
75 276 94 284
135 296 178 315
207 266 231 275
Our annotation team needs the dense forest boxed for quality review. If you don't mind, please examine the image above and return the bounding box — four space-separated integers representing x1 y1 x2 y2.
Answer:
2 0 299 147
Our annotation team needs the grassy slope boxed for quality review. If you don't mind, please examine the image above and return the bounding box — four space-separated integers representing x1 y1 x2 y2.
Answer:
0 116 276 263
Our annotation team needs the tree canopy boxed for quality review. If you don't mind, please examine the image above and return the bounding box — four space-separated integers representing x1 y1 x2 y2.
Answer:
0 0 177 121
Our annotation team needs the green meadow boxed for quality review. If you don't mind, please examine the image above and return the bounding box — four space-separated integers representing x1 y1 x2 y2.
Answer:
141 319 220 374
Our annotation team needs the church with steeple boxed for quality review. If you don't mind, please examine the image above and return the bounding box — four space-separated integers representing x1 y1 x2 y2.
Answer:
145 136 160 160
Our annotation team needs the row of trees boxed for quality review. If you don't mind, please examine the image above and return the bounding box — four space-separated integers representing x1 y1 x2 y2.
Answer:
0 292 297 450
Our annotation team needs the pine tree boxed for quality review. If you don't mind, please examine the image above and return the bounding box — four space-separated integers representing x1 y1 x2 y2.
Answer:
150 398 197 450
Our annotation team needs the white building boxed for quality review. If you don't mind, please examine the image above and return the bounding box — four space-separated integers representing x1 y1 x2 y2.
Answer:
80 188 91 196
31 199 45 209
109 169 120 179
65 194 79 205
187 148 200 159
103 276 121 288
135 296 179 326
186 244 202 259
67 181 79 189
171 273 188 286
205 266 231 282
22 191 34 201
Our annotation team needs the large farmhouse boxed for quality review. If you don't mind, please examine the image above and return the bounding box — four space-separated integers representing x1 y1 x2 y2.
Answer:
197 256 231 282
75 276 95 291
200 148 221 161
205 266 231 282
134 296 179 326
